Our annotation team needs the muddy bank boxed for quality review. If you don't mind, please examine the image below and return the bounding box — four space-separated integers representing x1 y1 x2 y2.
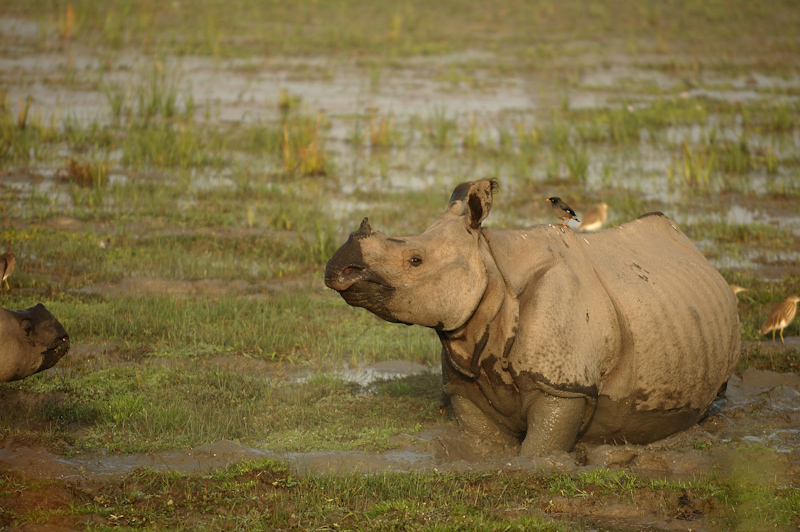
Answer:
2 367 798 484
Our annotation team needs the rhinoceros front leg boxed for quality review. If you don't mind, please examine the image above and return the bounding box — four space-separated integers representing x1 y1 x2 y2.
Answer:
449 394 521 449
520 392 586 456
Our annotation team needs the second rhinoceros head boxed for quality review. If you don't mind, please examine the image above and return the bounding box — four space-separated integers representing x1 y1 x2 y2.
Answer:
0 303 70 382
325 179 498 332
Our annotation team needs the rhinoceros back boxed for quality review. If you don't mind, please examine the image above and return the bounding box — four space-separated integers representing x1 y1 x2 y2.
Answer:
581 213 740 414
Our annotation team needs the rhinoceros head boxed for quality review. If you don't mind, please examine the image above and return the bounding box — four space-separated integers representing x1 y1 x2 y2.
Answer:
325 179 498 331
0 303 70 382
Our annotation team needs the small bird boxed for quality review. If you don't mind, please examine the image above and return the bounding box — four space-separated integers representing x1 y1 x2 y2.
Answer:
759 295 800 345
728 284 748 297
578 202 608 232
546 197 580 228
0 250 15 291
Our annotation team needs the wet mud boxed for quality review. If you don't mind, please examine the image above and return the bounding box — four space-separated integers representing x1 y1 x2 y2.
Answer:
2 360 798 485
3 364 798 530
2 9 800 530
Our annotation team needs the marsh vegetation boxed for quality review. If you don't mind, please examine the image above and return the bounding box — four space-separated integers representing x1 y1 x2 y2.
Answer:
1 0 800 529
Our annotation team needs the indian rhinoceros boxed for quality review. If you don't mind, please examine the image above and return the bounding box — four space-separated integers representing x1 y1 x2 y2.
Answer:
0 303 70 382
324 180 740 456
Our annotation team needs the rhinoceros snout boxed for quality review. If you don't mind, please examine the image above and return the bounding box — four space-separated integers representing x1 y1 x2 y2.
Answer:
50 333 70 349
324 263 364 292
40 332 70 371
325 223 372 292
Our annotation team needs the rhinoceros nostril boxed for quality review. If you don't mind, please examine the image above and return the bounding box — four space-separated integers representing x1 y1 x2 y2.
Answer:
343 266 362 275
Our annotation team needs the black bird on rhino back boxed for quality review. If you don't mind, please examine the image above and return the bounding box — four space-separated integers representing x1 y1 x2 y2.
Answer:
546 197 579 227
325 179 739 456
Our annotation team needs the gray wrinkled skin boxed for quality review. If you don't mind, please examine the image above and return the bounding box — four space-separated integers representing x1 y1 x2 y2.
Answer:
325 180 740 456
0 303 70 382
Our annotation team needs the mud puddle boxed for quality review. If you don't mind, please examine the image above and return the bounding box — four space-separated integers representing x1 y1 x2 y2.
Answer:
3 365 798 485
293 359 432 387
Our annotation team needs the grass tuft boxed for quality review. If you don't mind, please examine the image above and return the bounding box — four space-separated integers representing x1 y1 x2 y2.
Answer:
369 111 399 148
281 114 329 176
59 157 109 189
668 140 715 190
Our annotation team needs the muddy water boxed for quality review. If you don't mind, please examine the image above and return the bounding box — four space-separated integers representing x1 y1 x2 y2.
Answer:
3 14 800 282
2 11 800 519
2 358 798 485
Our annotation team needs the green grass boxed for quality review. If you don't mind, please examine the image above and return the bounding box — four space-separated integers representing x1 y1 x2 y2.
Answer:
368 111 401 148
2 461 798 531
688 222 797 249
422 107 457 149
0 94 58 164
0 289 441 368
3 0 798 66
668 140 715 190
0 0 796 399
1 2 800 529
0 227 329 288
1 363 442 453
1 66 333 176
279 113 330 176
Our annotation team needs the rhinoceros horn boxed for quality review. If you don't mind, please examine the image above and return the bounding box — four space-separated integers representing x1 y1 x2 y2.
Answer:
354 217 373 238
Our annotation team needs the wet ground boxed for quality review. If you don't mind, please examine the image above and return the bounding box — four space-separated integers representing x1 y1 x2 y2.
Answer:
2 7 800 530
2 350 800 530
2 343 799 483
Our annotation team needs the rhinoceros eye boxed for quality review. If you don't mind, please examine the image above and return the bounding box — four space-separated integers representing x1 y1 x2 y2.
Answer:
409 256 423 267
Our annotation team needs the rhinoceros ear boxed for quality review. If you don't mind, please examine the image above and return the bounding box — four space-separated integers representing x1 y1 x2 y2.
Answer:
446 179 498 229
20 318 33 337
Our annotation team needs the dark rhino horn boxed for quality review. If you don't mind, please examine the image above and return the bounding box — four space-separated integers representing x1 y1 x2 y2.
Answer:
356 217 373 237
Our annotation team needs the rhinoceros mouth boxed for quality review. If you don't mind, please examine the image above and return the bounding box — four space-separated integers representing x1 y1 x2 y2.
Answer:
338 278 392 302
324 264 368 292
339 281 400 323
40 335 70 371
326 267 399 322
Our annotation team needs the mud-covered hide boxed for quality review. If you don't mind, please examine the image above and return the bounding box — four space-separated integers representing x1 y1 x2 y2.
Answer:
0 304 70 382
325 179 740 455
482 214 740 444
324 179 498 332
